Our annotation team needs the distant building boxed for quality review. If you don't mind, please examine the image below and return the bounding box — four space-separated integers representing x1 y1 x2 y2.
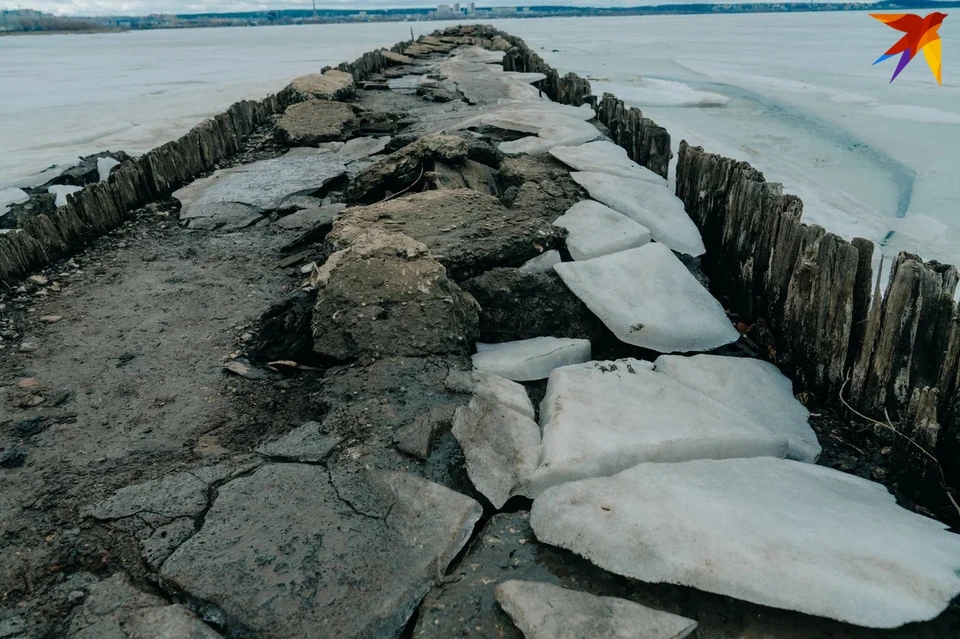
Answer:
452 3 460 12
469 2 476 10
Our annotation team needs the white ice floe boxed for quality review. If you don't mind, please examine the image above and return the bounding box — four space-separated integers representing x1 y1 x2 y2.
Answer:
522 358 788 496
518 249 561 274
654 354 820 462
498 120 600 156
452 373 541 508
47 184 83 207
553 200 651 260
553 243 738 353
550 141 667 185
97 156 121 182
0 187 29 216
446 369 536 421
473 337 591 382
591 78 730 108
531 457 960 629
570 172 704 256
495 580 698 639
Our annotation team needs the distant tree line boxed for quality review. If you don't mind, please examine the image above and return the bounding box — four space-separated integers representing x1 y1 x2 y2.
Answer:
1 9 105 33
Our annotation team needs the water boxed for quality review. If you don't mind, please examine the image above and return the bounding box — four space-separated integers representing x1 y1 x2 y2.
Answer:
2 13 958 267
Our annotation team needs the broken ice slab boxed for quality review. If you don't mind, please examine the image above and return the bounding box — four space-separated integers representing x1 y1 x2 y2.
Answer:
499 120 600 156
472 336 592 382
495 580 697 639
553 200 652 260
445 369 535 421
518 249 561 274
531 457 960 629
553 242 739 353
654 354 820 462
550 141 668 185
570 171 704 256
522 358 788 497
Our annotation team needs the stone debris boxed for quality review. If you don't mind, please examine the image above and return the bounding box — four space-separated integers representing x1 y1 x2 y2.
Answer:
453 379 541 508
160 465 482 638
338 135 391 162
66 573 221 638
523 358 788 496
553 200 652 260
174 150 346 230
654 354 821 462
517 250 561 274
531 457 960 629
550 140 669 184
494 580 698 639
275 100 359 146
311 229 479 360
274 202 345 230
381 50 414 65
570 172 705 256
473 336 591 382
255 421 340 462
553 243 739 352
285 69 356 101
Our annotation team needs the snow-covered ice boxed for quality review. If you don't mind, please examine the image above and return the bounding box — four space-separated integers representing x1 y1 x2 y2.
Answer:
531 457 960 628
523 358 788 496
550 141 668 185
96 156 120 182
446 369 536 421
452 373 541 508
553 200 652 260
517 249 561 274
47 185 83 207
654 354 820 462
498 119 601 156
472 337 591 381
570 172 704 256
553 243 739 353
494 580 698 639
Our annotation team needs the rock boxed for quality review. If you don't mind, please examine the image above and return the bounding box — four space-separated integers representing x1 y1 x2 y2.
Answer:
0 446 26 469
346 134 470 202
517 250 561 274
570 172 704 256
285 70 355 101
553 243 739 353
39 315 63 324
381 50 414 65
45 150 130 188
66 573 221 638
550 140 668 184
175 150 346 230
331 189 565 281
654 354 820 462
18 342 39 352
339 136 391 162
139 518 196 570
494 580 698 639
255 421 339 462
275 100 359 146
429 158 500 197
452 380 541 508
553 200 651 261
446 369 536 421
247 290 317 363
0 615 26 639
394 405 455 460
472 337 591 382
524 358 790 496
531 457 960 629
222 359 266 380
460 268 606 344
161 465 482 638
311 229 479 360
27 275 48 286
275 203 345 230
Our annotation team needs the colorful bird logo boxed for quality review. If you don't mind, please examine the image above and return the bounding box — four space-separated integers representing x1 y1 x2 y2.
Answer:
871 12 946 84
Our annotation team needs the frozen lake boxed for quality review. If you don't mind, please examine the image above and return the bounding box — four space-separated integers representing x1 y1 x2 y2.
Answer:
2 13 958 267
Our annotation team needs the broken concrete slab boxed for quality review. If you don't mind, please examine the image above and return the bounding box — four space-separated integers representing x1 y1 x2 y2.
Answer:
275 100 358 146
472 337 591 382
570 172 704 257
274 203 345 230
381 50 414 65
553 243 739 353
174 150 345 230
531 457 960 629
285 70 355 101
394 405 455 460
255 421 339 462
66 573 221 639
553 200 652 261
338 136 391 162
654 354 821 463
453 390 541 508
311 229 479 360
330 189 565 281
550 140 669 185
494 580 698 639
517 250 561 274
524 358 789 496
160 465 482 638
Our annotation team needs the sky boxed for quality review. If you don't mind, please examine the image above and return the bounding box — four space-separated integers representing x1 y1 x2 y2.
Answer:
1 0 858 17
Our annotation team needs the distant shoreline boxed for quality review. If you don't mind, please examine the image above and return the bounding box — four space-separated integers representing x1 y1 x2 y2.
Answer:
3 0 959 35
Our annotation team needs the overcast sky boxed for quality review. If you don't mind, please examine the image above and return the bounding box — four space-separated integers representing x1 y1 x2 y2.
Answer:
1 0 838 17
